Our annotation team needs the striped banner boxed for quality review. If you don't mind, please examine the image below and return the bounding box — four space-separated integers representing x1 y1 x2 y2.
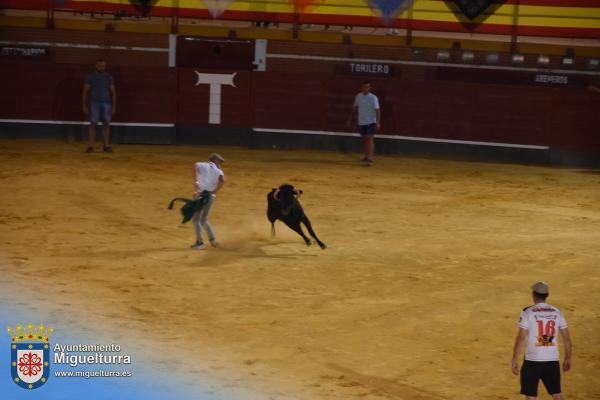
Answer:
2 0 599 38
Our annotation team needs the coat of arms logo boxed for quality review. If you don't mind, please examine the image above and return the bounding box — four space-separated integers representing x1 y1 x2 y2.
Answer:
7 323 53 390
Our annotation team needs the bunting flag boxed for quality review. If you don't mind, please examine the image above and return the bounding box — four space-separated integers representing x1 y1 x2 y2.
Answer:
369 0 412 23
290 0 321 13
203 0 235 18
452 0 497 20
129 0 159 16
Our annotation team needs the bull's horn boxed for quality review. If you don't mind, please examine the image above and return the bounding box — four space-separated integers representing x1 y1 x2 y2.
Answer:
273 189 280 201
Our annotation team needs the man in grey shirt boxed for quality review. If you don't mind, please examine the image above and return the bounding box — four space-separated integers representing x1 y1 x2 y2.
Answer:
352 81 381 166
82 59 116 153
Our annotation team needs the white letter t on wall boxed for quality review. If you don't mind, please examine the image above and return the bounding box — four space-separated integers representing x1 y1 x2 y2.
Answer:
194 72 237 124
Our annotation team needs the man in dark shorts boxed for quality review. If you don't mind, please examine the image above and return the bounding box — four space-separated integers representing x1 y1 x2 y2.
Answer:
82 59 116 153
511 281 573 399
352 81 380 166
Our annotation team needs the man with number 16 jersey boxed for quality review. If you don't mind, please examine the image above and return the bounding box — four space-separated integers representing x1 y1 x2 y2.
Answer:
511 281 573 400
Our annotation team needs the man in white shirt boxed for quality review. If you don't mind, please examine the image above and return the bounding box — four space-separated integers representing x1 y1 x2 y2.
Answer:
511 281 573 399
191 153 225 250
352 81 381 166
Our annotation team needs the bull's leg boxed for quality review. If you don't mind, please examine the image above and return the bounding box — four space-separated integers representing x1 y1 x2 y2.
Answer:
285 221 312 246
267 210 277 237
302 216 327 249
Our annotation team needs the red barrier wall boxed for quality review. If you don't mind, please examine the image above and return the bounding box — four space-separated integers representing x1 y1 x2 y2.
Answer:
1 60 599 154
0 27 169 67
252 72 600 152
0 60 176 123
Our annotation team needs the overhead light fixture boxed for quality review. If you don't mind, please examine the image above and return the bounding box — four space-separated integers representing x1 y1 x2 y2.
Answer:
587 59 599 69
512 53 524 64
461 51 475 63
436 50 450 62
537 55 550 65
485 52 500 64
562 57 574 66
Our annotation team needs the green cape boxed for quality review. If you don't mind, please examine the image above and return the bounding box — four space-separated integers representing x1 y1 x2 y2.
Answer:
167 191 212 224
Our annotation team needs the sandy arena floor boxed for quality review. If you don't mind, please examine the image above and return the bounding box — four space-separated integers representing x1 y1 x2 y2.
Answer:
0 139 599 399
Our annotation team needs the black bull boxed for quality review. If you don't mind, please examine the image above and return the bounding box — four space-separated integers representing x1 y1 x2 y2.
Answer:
267 184 327 249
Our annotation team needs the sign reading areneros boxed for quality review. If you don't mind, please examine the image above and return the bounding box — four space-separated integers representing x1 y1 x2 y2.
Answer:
436 67 586 88
1 47 48 57
532 73 569 86
348 62 393 76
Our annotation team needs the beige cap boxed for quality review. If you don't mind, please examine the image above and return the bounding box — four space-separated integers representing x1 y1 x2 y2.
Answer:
531 281 549 294
209 153 225 163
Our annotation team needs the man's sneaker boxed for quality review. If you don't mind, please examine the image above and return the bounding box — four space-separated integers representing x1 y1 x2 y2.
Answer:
364 157 374 166
190 241 206 250
210 239 218 247
85 147 94 153
103 146 113 153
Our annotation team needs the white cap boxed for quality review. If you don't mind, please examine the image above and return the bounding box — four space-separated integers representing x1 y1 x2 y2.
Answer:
209 153 224 163
531 281 549 295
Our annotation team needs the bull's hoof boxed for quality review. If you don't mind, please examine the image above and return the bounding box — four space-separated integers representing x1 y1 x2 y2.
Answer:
319 243 327 250
305 241 312 247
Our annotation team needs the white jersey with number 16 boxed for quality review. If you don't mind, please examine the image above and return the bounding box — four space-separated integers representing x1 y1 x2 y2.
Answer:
518 302 568 362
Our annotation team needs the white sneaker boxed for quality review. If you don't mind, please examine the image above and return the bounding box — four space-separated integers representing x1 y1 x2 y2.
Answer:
191 242 206 250
210 239 218 247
